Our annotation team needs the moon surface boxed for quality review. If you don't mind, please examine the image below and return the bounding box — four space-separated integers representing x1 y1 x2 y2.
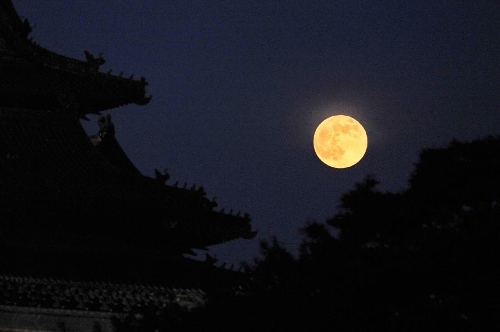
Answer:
313 115 368 168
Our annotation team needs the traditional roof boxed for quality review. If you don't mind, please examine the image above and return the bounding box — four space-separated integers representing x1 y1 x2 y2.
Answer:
0 273 210 332
0 275 207 313
0 107 255 254
0 0 150 114
0 2 254 328
0 2 255 290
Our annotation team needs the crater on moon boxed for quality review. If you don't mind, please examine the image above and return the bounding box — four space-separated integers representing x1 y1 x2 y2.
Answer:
313 115 368 168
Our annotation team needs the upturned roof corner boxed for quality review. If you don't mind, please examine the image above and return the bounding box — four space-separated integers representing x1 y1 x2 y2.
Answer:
0 0 150 114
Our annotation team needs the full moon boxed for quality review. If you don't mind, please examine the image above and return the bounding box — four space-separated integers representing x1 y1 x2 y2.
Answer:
313 115 368 168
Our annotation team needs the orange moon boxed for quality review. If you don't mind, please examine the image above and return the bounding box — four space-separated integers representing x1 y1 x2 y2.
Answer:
313 115 368 168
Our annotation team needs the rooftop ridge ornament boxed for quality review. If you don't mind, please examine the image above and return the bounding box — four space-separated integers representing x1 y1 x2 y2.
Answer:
84 50 105 72
0 0 151 113
0 0 32 42
19 17 31 38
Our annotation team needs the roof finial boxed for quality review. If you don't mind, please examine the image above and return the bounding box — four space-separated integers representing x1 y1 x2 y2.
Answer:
84 50 105 71
20 18 32 38
97 114 115 139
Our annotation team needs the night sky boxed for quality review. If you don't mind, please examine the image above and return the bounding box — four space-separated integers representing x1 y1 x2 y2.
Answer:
14 1 500 267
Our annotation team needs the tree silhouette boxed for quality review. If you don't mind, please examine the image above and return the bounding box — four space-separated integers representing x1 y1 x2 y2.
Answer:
149 135 500 331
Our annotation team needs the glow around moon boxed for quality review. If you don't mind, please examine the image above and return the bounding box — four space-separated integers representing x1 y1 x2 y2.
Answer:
313 115 368 168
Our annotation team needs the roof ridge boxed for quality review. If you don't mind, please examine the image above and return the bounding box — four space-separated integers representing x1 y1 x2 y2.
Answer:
0 274 207 292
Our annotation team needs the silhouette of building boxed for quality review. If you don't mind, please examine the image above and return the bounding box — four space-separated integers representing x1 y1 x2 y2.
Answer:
0 1 255 330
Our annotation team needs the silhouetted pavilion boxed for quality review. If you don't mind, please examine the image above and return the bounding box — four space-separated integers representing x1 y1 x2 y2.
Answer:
0 1 254 330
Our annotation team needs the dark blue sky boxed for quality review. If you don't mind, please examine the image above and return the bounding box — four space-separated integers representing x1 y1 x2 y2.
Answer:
14 1 500 266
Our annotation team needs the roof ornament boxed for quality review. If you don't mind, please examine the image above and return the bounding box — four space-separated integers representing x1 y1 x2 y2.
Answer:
97 114 115 139
84 50 105 72
210 197 218 208
20 18 32 38
154 168 170 184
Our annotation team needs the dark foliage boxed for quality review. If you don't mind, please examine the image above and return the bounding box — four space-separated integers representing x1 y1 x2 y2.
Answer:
142 135 500 331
